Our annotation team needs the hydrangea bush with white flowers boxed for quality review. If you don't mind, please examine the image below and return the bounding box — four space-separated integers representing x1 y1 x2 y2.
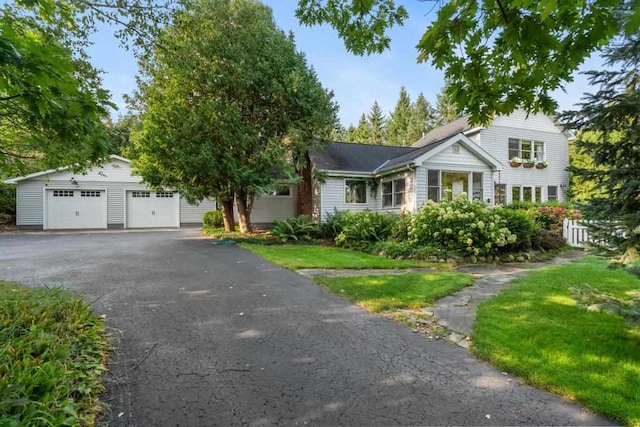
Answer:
408 192 517 256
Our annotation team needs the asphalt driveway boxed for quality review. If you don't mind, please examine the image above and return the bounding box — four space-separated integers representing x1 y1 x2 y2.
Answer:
0 230 614 426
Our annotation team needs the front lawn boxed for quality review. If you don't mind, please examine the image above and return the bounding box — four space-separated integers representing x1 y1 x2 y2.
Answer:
314 272 474 312
241 244 439 270
0 281 110 426
472 257 640 426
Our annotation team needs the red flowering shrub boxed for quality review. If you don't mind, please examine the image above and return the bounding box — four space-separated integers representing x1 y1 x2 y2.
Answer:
531 205 581 236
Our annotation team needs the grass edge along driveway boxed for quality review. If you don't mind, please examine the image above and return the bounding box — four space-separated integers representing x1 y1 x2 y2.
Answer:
472 256 640 426
240 243 442 270
0 281 109 426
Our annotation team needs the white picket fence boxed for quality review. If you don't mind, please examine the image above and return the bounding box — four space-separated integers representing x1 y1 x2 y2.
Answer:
563 219 592 247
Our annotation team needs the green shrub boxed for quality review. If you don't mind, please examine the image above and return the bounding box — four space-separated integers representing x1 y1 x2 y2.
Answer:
270 215 319 242
408 193 516 256
0 183 16 224
390 212 412 240
203 210 224 228
497 208 538 252
531 205 581 236
335 211 398 250
320 209 348 238
371 240 416 259
534 228 567 250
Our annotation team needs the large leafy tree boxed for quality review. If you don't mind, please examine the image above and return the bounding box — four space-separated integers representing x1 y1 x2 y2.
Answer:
435 80 462 126
296 0 639 124
367 101 386 144
0 0 169 176
386 86 412 146
562 35 640 263
132 0 337 233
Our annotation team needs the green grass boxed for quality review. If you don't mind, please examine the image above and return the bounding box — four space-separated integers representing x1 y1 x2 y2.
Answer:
241 243 438 270
0 281 109 426
472 256 640 426
314 272 474 312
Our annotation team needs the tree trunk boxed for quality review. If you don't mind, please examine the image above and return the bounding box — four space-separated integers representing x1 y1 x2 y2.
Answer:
219 199 235 232
297 152 313 217
235 188 253 233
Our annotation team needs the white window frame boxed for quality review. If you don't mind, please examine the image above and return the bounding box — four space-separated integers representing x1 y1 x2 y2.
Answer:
382 178 405 208
344 179 367 204
509 138 546 161
265 186 292 197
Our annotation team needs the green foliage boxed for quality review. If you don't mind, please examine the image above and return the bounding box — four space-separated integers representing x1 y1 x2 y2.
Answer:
108 114 141 158
319 208 348 238
386 86 412 146
345 113 372 143
409 193 516 256
568 131 609 203
435 80 461 126
562 35 640 262
407 93 436 142
0 281 109 426
531 205 581 236
132 0 337 232
270 215 319 242
203 210 223 228
371 240 416 259
296 0 635 124
367 101 386 144
495 208 537 252
569 284 640 326
473 257 640 425
335 211 398 250
314 272 474 312
0 183 16 219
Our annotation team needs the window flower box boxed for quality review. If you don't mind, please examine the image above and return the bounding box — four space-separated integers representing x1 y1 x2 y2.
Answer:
535 160 549 169
522 159 535 168
510 157 522 167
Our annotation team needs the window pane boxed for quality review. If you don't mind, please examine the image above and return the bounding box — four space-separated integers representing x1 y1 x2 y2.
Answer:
495 184 506 205
382 181 392 195
442 172 469 200
535 187 542 203
523 187 532 202
521 140 533 160
427 187 439 202
383 194 393 207
548 186 558 201
472 172 483 200
393 178 406 207
345 180 366 204
534 141 545 160
427 170 439 186
508 138 520 159
512 186 521 202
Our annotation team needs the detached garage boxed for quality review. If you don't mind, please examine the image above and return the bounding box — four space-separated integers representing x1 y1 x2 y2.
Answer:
3 155 215 230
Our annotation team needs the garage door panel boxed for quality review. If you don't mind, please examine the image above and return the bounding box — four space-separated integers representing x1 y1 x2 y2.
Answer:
127 191 178 228
46 189 107 229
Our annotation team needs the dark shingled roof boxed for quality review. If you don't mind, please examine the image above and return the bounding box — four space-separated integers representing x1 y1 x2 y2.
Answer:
412 116 474 148
310 142 415 173
374 138 448 173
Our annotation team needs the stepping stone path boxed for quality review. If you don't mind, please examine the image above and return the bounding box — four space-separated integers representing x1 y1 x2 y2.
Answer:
298 251 587 349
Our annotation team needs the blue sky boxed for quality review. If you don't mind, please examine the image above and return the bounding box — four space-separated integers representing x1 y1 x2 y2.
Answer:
86 1 600 127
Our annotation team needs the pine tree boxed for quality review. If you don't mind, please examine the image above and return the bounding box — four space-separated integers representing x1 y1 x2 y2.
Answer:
386 86 412 146
368 101 386 144
435 80 461 125
346 113 372 143
407 93 436 143
562 35 640 263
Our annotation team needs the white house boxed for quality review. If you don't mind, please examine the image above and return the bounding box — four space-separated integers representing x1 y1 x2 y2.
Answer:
309 110 570 221
4 155 297 230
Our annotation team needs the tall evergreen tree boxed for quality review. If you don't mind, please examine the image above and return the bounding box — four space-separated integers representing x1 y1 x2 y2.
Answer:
407 93 436 143
435 80 461 125
562 35 640 264
367 101 386 144
345 113 372 143
386 86 412 145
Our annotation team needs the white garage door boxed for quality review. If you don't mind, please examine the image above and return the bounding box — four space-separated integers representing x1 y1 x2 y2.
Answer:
46 189 107 230
126 190 179 228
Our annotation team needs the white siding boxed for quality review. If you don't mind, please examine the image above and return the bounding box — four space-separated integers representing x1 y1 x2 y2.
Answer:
51 159 140 183
233 185 298 224
491 110 563 133
319 177 376 221
479 117 569 202
180 198 216 224
428 143 489 167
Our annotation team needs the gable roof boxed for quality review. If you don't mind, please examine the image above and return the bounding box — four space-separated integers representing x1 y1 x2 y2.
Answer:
3 155 131 184
310 142 414 173
412 116 481 148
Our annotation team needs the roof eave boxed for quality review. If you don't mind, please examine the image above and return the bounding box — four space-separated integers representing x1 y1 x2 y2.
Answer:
2 154 131 183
